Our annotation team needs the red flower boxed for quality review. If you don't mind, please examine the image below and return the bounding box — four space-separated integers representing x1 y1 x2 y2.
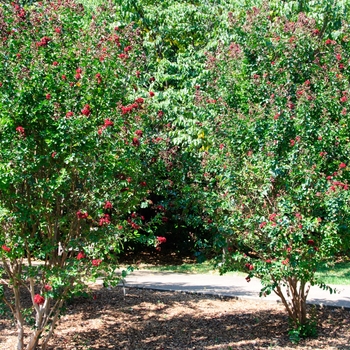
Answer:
81 104 91 116
157 236 167 244
76 210 88 219
36 36 51 47
52 61 58 66
135 97 144 104
140 181 147 187
16 126 25 136
265 259 272 264
158 110 164 117
132 137 140 146
149 91 155 97
46 94 51 100
77 251 86 260
269 213 277 222
54 27 61 34
340 96 348 103
92 259 102 267
75 73 81 80
44 284 52 291
282 258 289 265
259 221 267 229
34 294 45 305
104 119 114 127
76 67 82 74
245 263 254 270
99 214 111 226
131 222 140 230
135 129 143 137
51 152 56 158
290 139 295 146
325 38 332 45
307 239 315 246
339 162 347 169
66 111 74 118
2 245 11 252
245 276 251 282
104 201 113 209
336 53 342 61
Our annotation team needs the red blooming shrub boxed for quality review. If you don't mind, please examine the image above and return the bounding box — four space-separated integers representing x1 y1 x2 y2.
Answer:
0 2 160 349
193 4 350 340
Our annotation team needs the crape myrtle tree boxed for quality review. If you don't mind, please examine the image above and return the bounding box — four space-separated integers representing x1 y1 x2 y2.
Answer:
193 4 350 340
0 1 163 349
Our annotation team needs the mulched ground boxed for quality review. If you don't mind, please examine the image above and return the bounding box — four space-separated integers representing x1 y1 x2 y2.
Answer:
1 251 350 349
1 285 350 350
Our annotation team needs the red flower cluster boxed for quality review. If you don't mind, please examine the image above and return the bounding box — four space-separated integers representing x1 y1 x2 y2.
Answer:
99 213 111 226
132 137 140 146
44 284 52 291
339 162 347 169
34 294 45 305
98 119 114 135
157 236 167 244
269 213 277 221
36 36 51 47
104 201 113 210
135 129 143 137
95 73 102 84
81 104 91 116
77 251 86 260
92 259 102 267
245 263 254 270
329 180 349 192
66 111 74 118
259 221 267 229
76 210 88 219
16 126 25 136
2 245 11 252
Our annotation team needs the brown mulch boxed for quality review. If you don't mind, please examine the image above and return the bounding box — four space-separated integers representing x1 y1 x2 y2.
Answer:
1 251 350 349
1 284 350 350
